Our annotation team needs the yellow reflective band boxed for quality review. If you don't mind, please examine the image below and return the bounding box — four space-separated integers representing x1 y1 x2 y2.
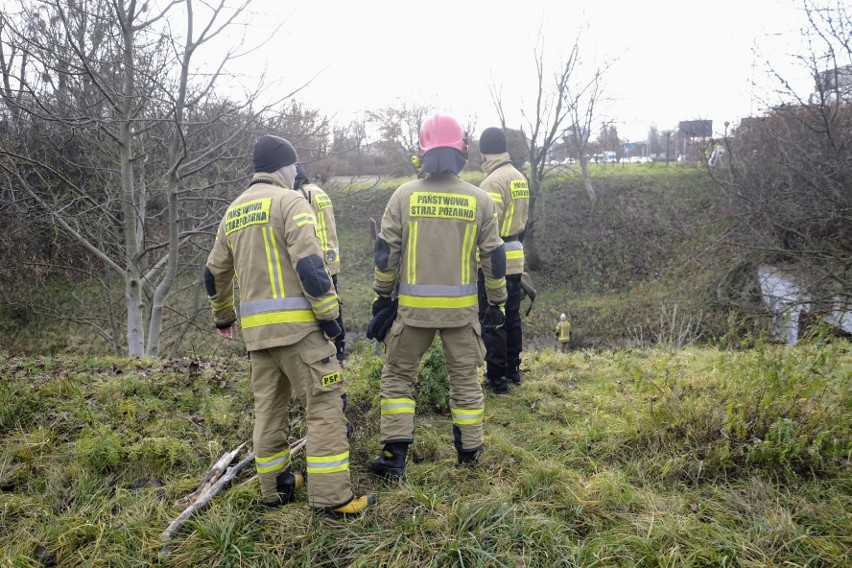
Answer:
485 277 506 290
381 398 415 415
398 294 478 309
316 209 328 250
502 201 515 237
210 296 234 310
306 451 350 474
461 223 475 284
409 192 476 221
487 192 503 204
241 309 316 329
255 448 291 474
312 297 339 315
374 267 396 283
510 180 530 199
506 249 525 261
293 213 317 227
451 407 484 426
262 227 279 298
268 227 286 297
225 198 272 235
407 221 418 284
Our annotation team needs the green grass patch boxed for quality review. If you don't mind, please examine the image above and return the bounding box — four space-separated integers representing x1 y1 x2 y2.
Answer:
1 341 849 566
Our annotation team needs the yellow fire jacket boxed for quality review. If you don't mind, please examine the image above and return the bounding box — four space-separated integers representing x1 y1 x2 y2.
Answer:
480 153 530 275
206 173 339 351
298 183 340 276
373 172 507 328
557 321 571 342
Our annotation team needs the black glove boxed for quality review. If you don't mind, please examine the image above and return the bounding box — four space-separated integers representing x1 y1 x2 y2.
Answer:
481 303 505 328
318 319 342 340
367 298 398 342
372 294 393 316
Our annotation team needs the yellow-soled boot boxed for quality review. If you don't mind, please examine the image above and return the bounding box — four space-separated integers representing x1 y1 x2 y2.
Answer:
261 470 304 508
317 494 376 518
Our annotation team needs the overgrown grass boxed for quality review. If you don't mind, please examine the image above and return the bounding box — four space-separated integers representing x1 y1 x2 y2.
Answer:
2 340 849 566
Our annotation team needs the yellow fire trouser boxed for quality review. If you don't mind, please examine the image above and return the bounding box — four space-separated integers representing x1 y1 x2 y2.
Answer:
249 330 353 508
379 320 486 451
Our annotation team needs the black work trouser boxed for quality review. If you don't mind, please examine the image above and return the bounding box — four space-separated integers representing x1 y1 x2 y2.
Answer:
331 274 346 361
477 271 523 381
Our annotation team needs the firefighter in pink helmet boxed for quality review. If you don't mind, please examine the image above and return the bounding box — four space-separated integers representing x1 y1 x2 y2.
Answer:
369 113 507 477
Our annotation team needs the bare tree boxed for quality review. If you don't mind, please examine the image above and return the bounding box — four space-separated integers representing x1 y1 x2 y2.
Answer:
562 55 613 202
491 28 610 269
367 101 433 176
712 0 851 321
0 0 293 357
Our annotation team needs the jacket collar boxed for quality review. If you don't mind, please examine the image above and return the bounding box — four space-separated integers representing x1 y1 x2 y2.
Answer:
250 171 292 190
481 152 513 175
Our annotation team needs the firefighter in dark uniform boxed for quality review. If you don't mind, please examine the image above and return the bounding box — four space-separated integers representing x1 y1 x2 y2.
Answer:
205 135 372 516
477 127 530 393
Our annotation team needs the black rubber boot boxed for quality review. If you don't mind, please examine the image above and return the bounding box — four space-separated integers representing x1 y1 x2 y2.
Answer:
457 447 482 467
483 375 509 394
368 442 409 478
261 469 304 508
508 360 522 385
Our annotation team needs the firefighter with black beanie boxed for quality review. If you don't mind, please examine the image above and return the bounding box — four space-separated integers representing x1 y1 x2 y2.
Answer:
205 135 373 516
477 127 530 393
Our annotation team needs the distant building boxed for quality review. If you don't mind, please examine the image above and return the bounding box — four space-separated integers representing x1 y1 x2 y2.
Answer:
817 64 852 98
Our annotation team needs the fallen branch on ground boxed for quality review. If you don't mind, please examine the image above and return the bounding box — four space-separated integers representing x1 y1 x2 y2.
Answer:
159 437 307 556
180 441 248 504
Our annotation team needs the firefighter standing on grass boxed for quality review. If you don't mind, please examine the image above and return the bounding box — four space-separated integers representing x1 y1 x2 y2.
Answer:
477 127 530 393
205 135 372 516
556 313 571 353
294 163 347 363
369 113 507 477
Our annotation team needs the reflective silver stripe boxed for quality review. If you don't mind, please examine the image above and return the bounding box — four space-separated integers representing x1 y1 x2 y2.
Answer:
307 455 350 472
504 241 524 251
312 297 338 312
255 453 291 473
240 297 312 316
398 283 478 297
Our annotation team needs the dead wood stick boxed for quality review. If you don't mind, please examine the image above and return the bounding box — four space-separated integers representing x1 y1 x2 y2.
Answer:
160 437 307 553
238 437 308 488
160 452 254 548
181 441 248 504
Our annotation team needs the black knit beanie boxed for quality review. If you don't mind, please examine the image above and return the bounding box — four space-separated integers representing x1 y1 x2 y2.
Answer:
252 135 298 173
479 127 507 154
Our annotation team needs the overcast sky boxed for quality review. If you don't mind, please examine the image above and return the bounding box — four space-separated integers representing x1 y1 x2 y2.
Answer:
227 0 811 141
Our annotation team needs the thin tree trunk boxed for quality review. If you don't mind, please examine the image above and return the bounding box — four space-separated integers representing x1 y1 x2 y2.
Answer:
119 7 144 358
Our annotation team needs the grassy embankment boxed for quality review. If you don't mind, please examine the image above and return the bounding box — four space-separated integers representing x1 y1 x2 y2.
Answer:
1 164 849 566
1 338 849 566
0 163 734 356
330 163 734 350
